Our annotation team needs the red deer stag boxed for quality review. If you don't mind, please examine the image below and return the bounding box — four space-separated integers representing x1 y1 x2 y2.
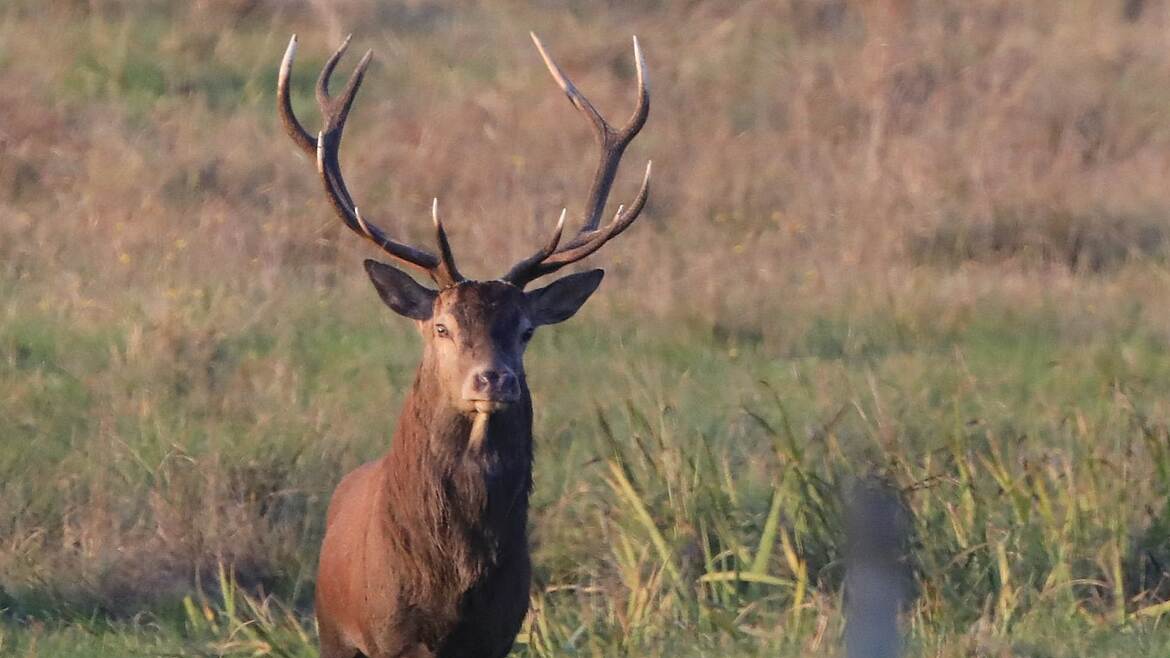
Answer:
277 33 650 658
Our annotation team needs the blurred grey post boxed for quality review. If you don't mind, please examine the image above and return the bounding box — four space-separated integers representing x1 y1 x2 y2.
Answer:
844 478 910 658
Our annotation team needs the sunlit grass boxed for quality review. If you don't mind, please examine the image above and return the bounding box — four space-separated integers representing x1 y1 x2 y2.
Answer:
3 276 1170 655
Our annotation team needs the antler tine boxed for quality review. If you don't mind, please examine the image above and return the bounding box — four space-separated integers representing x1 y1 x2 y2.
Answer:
504 162 650 287
316 34 353 108
431 199 464 285
529 33 607 140
281 35 460 287
278 35 315 157
530 33 650 235
501 209 566 284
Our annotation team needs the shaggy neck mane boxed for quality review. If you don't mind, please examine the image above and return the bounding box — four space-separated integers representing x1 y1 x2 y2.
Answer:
377 357 534 603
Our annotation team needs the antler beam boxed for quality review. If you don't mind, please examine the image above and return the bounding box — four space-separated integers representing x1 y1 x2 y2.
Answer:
279 34 650 290
504 34 652 288
279 35 462 287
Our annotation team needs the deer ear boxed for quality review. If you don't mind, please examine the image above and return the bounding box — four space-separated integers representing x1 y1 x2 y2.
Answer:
364 260 436 321
526 269 604 326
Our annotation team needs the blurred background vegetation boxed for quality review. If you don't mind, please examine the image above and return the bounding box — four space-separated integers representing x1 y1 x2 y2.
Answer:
2 1 1170 656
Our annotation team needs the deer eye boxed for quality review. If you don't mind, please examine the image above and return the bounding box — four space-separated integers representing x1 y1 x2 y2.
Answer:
521 327 535 342
435 323 450 338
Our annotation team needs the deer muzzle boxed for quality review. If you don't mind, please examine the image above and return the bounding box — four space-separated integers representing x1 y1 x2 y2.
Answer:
463 367 520 412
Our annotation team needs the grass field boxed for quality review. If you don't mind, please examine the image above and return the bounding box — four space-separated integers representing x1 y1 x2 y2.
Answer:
3 1 1170 656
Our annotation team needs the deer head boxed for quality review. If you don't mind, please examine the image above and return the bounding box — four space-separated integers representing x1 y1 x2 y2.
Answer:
277 33 650 415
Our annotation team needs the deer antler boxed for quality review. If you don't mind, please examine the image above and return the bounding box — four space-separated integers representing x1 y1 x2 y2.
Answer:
278 35 462 288
503 34 651 288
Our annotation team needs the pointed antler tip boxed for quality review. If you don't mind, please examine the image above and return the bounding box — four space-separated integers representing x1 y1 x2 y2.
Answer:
633 38 647 85
544 209 567 253
530 32 550 58
280 36 299 80
355 49 374 73
329 35 352 60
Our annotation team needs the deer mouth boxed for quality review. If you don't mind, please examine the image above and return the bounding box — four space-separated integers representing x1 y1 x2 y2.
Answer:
470 399 514 414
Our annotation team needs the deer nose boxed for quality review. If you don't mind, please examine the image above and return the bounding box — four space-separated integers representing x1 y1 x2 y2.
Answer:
466 367 519 402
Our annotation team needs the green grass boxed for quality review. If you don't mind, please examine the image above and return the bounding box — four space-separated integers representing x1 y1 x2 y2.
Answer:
3 286 1170 656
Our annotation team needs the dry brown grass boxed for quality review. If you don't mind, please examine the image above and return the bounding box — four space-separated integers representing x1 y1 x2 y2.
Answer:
3 1 1169 323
